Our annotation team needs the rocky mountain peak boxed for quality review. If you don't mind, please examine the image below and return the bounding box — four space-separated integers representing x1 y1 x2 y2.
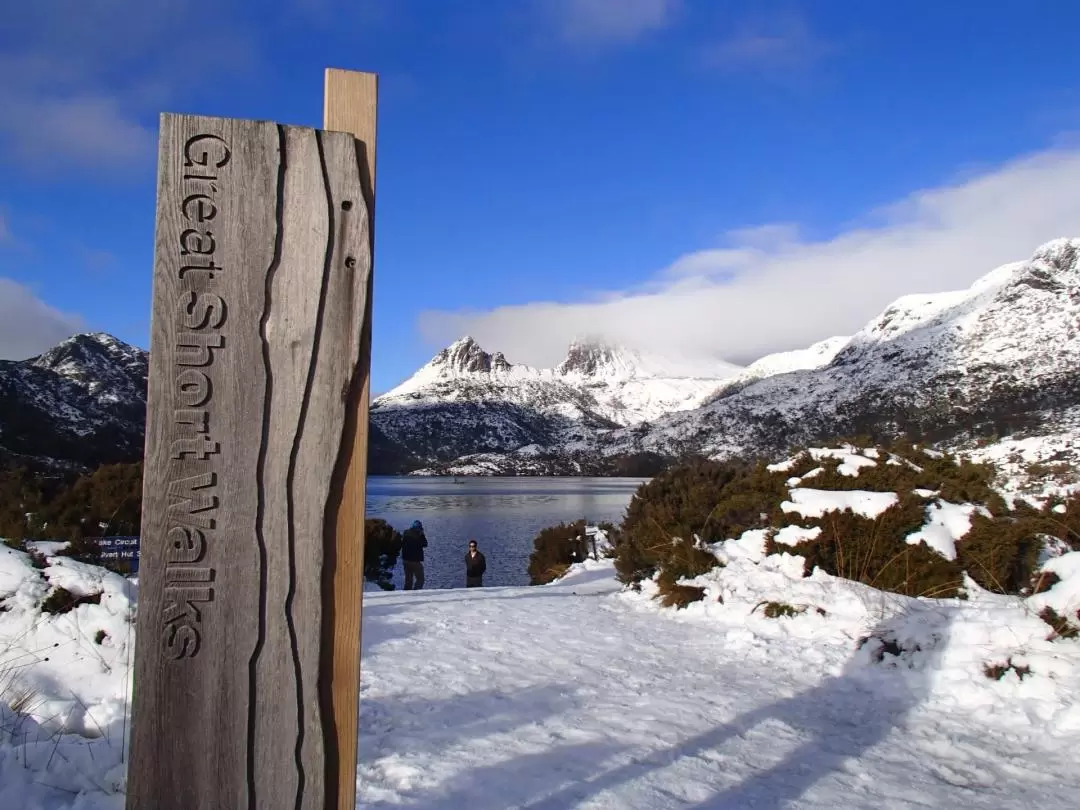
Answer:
557 338 625 377
29 332 148 406
431 337 505 375
1 332 149 469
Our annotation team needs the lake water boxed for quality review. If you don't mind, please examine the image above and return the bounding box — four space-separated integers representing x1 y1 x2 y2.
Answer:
365 476 648 589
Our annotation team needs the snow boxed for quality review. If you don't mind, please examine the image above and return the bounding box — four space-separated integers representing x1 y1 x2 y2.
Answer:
354 547 1080 808
772 524 823 547
593 238 1080 478
3 538 1080 807
371 336 743 451
904 500 981 561
1030 551 1080 616
782 488 899 520
0 546 133 808
767 454 804 473
356 237 1080 478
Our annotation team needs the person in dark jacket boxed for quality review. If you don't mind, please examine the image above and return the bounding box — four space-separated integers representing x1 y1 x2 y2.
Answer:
464 539 486 588
401 520 428 590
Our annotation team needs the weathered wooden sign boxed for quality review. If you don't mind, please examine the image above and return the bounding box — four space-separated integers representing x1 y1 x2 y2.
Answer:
126 103 374 810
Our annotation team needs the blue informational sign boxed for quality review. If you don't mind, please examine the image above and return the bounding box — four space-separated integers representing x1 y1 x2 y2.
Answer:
97 535 140 574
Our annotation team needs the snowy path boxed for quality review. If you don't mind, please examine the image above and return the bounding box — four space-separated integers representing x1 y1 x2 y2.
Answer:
357 565 1077 809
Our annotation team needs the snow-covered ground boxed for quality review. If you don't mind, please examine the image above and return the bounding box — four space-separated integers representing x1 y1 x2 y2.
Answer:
0 547 133 809
359 545 1079 808
2 536 1079 808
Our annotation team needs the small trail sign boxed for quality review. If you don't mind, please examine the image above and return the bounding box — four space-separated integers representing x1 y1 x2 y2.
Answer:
126 73 376 810
97 536 140 573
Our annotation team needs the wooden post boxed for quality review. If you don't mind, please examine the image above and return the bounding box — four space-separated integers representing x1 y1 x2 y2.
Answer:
322 68 377 810
126 106 374 810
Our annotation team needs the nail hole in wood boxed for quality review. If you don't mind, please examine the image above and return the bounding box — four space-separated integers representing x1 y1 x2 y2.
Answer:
341 200 353 211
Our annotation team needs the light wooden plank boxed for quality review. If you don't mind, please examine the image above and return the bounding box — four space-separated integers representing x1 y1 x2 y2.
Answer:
322 67 378 810
126 113 371 810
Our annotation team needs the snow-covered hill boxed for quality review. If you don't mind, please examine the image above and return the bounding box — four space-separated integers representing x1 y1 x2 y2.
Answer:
8 239 1080 480
370 337 739 472
602 238 1080 465
405 238 1080 477
0 333 147 470
3 536 1078 808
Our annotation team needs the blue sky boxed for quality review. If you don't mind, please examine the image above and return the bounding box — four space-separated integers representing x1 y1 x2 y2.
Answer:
4 1 1080 393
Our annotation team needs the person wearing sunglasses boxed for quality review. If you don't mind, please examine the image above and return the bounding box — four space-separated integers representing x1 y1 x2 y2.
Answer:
464 539 487 588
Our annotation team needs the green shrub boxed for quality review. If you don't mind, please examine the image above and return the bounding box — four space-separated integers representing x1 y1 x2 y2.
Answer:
56 534 102 564
956 512 1046 594
656 581 706 609
528 520 588 585
799 443 1005 513
1041 491 1080 550
761 601 798 618
984 659 1031 680
41 587 101 615
1039 607 1079 641
1031 571 1061 594
364 519 402 589
768 495 965 598
753 601 826 619
614 458 781 585
611 442 1075 603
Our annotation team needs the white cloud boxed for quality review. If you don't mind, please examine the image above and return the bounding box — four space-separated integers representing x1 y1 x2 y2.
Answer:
549 0 680 44
699 13 833 74
418 147 1080 368
0 95 153 171
0 278 83 361
0 0 254 173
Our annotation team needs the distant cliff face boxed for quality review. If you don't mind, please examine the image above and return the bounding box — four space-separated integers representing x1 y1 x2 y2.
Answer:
0 333 148 470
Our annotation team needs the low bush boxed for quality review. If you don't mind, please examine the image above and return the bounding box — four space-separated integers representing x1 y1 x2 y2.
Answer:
612 442 1079 604
613 458 782 585
1039 607 1079 641
41 587 102 615
656 581 706 609
1031 570 1061 595
364 519 402 589
770 493 966 597
754 601 826 618
761 601 798 618
984 659 1032 680
956 510 1046 594
528 521 588 585
56 534 101 564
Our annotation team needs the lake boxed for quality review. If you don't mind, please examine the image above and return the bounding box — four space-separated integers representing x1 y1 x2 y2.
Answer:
365 476 649 589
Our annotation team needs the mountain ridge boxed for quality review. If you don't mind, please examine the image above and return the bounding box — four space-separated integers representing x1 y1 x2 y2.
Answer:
3 238 1079 479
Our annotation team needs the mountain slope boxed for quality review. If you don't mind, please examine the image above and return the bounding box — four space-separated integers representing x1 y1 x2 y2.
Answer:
603 238 1080 464
0 333 147 469
370 337 738 469
404 238 1080 475
6 239 1079 478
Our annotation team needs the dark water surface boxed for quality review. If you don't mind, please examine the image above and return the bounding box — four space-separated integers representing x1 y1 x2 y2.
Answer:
365 476 648 589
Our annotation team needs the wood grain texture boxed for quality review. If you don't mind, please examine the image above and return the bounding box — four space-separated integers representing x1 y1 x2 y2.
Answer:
126 113 371 810
322 67 378 810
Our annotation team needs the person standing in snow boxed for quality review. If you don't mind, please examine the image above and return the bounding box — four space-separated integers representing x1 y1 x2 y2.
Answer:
401 520 428 590
464 539 486 588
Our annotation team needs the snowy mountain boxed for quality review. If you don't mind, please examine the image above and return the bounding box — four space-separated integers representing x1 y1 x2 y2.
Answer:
8 239 1080 478
370 337 739 473
0 333 147 470
601 238 1080 465
411 238 1080 475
